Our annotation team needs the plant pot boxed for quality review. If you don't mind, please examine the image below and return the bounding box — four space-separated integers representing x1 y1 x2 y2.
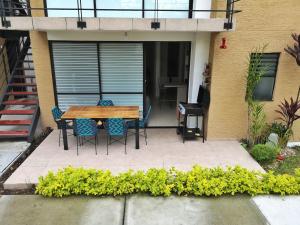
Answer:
276 154 285 161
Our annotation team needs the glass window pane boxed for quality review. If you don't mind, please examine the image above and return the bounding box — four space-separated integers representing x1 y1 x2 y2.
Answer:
47 0 94 17
96 0 142 18
103 94 143 116
57 95 100 111
145 0 189 18
253 77 275 101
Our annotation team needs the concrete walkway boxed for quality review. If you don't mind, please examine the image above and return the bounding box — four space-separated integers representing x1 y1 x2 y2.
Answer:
4 129 264 189
0 195 266 225
253 196 300 225
0 141 30 177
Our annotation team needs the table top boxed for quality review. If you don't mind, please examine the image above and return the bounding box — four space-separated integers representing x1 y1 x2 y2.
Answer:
61 106 139 120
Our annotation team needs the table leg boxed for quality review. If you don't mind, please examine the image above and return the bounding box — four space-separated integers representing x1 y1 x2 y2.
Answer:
135 118 139 149
62 120 69 150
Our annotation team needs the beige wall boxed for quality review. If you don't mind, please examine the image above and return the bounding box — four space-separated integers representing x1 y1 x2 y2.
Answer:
207 0 300 141
30 0 56 128
30 31 56 128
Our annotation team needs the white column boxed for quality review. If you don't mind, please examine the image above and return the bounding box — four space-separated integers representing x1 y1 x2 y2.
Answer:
193 0 212 19
187 33 211 128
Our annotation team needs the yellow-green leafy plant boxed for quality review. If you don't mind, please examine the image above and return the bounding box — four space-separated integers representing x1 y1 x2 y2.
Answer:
35 166 300 198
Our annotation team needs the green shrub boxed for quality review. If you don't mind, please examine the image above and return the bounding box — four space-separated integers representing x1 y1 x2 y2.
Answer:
35 166 300 198
251 144 278 163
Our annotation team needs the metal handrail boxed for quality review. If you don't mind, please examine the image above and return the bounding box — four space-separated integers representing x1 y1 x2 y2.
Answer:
0 0 241 30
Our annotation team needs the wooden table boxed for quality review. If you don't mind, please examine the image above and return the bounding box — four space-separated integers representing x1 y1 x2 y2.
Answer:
61 106 140 150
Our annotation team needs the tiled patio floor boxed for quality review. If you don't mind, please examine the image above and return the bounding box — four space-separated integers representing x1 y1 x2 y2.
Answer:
4 129 264 189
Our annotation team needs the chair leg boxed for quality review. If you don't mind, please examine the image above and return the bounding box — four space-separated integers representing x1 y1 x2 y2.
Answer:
125 132 128 155
95 136 97 155
106 135 109 155
76 136 79 156
59 129 61 147
144 128 148 145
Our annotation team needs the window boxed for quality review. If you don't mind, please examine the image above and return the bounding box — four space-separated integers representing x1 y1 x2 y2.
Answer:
46 0 94 17
253 53 280 101
96 0 142 18
46 0 191 18
144 0 190 18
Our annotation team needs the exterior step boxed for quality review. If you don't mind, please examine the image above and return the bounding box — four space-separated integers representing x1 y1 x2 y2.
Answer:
6 91 38 96
0 120 32 125
9 83 37 87
3 100 38 105
13 75 35 79
0 130 29 137
0 110 35 115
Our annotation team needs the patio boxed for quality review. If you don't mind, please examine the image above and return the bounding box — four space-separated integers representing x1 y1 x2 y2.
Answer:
4 129 264 189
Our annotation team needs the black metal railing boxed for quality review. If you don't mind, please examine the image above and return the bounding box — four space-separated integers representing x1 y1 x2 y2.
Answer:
0 0 241 30
0 40 9 93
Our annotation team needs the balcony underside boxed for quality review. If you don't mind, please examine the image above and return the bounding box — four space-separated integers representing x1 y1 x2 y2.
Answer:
0 17 235 32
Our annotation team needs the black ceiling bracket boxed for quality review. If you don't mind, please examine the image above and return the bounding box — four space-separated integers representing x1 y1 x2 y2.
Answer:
224 0 235 30
151 0 160 30
151 22 160 29
77 21 86 29
77 0 86 29
1 17 11 28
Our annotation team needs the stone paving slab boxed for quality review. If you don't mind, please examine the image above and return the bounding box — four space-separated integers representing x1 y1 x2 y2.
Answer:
125 195 266 225
4 129 264 189
0 141 30 175
0 195 124 225
253 196 300 225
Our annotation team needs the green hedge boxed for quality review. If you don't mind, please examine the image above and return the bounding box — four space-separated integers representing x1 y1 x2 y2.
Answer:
35 166 300 197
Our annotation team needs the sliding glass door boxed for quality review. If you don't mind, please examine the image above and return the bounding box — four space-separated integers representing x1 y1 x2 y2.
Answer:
52 42 99 111
51 42 144 114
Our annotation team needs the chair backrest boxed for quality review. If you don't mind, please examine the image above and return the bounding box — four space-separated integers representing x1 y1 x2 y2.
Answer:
51 106 63 121
75 118 97 137
107 118 125 136
97 100 114 106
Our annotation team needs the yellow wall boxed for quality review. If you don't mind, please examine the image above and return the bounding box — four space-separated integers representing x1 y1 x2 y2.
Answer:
207 0 300 141
30 0 56 128
30 31 56 128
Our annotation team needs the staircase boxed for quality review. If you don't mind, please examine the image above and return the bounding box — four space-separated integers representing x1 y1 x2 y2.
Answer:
0 35 40 142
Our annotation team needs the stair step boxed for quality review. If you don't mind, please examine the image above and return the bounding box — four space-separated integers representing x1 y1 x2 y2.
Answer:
0 120 32 125
0 110 35 115
6 91 38 96
13 75 35 79
9 83 37 87
3 100 38 105
0 130 29 137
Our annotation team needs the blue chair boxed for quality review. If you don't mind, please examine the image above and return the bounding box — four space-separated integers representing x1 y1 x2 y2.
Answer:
51 106 74 147
127 105 152 145
74 118 98 156
105 118 128 155
97 100 114 106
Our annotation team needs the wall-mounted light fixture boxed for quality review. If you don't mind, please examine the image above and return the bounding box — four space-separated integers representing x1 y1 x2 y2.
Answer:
220 37 227 49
